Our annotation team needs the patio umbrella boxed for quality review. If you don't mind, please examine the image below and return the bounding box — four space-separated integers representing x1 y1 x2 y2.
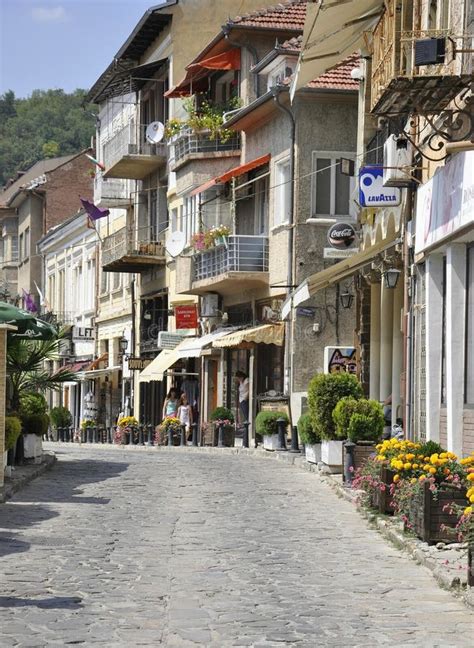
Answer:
0 302 58 340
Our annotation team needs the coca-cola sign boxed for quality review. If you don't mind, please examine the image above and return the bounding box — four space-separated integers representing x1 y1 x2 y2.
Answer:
327 222 356 249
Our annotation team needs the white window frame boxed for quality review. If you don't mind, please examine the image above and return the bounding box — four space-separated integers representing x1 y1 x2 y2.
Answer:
274 158 291 227
310 150 356 219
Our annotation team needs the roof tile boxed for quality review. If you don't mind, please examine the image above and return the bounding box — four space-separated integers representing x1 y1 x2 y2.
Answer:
229 0 307 31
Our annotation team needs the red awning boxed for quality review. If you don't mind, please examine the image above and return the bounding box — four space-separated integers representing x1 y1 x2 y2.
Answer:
165 48 240 98
191 154 271 197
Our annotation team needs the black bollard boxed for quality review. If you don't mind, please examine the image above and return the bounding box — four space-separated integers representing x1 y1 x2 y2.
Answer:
191 423 198 447
167 427 173 446
138 426 144 445
147 425 153 445
217 422 225 448
343 439 356 484
276 418 287 451
180 425 186 446
242 421 250 448
86 426 92 444
290 425 300 453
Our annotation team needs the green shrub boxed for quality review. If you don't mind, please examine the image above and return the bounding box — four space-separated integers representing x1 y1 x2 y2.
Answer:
21 413 50 437
307 373 363 441
297 412 320 444
255 411 289 438
333 397 384 442
81 419 96 430
5 415 22 450
210 406 234 423
419 440 445 456
50 406 72 429
19 392 48 417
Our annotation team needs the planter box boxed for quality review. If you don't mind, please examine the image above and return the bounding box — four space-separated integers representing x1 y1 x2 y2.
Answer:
321 440 343 471
23 434 43 461
408 481 467 545
343 442 377 483
305 443 322 464
371 466 396 514
263 434 279 451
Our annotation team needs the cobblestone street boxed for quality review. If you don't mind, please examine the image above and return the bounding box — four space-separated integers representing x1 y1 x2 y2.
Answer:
0 445 473 647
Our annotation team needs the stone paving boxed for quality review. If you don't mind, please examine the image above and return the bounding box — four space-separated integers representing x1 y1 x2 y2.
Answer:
0 445 473 647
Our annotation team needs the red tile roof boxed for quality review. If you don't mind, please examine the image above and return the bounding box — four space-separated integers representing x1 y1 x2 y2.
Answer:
278 35 301 54
306 53 360 90
229 0 307 31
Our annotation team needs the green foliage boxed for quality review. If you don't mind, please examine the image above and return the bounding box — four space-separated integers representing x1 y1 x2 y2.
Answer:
0 89 96 186
297 412 320 444
19 392 48 416
333 397 384 442
419 440 445 456
80 419 95 430
347 413 379 443
165 95 237 142
307 373 363 441
5 416 22 450
21 413 50 437
255 411 289 438
50 406 72 429
210 406 234 423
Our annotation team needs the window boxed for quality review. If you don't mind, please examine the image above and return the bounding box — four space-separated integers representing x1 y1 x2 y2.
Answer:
170 208 178 233
11 235 18 261
0 238 4 264
254 175 269 234
100 268 108 295
19 233 24 262
311 151 355 218
58 269 65 312
24 227 30 260
465 246 474 404
183 196 198 244
274 159 291 226
113 272 121 291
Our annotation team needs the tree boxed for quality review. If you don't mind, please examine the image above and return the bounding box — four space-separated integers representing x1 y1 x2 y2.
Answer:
6 332 78 411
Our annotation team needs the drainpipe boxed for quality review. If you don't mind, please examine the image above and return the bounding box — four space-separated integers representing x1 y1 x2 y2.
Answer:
272 86 296 397
130 277 136 416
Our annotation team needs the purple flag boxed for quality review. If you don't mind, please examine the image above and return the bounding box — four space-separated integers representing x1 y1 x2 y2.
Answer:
80 197 110 221
22 289 38 313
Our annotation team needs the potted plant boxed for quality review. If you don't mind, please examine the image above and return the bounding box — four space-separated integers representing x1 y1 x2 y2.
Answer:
210 225 231 247
50 406 73 441
154 416 181 446
210 406 235 446
116 415 139 445
19 392 50 462
297 412 321 463
255 410 289 451
307 373 363 471
4 415 21 477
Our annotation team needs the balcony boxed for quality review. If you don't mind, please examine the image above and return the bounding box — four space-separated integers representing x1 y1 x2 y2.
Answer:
101 227 166 273
102 122 167 180
371 0 471 114
171 128 241 170
94 173 131 209
189 235 269 296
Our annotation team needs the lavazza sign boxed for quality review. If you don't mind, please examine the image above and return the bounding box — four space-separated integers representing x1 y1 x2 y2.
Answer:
359 166 401 207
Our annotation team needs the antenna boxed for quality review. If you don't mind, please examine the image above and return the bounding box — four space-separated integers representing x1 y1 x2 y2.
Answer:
145 121 165 144
165 230 186 257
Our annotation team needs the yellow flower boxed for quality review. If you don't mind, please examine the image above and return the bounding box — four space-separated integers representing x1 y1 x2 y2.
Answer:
423 464 431 472
467 473 474 482
410 478 417 484
404 462 412 471
464 506 472 516
412 463 419 470
428 467 437 475
470 495 474 504
440 452 447 459
467 487 474 497
406 453 415 461
419 475 426 481
393 474 400 483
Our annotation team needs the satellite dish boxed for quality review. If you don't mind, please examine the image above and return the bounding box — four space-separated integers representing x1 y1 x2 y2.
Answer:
145 121 165 144
166 230 186 258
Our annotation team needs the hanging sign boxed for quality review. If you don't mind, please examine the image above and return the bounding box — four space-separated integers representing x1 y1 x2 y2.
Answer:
127 357 151 371
359 166 401 207
175 305 198 329
327 222 357 249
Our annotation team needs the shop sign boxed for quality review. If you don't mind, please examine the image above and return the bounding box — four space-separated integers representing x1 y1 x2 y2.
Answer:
127 357 151 371
415 151 474 254
72 326 95 342
359 166 401 207
323 247 359 259
324 346 357 375
175 305 198 329
327 222 357 249
296 307 316 318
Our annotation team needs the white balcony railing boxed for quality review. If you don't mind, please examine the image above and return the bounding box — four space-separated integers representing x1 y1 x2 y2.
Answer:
173 127 241 165
94 173 131 208
194 235 268 282
102 122 167 172
102 226 165 271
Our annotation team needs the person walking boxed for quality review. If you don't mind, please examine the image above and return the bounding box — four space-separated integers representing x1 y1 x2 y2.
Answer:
162 388 179 420
177 394 193 438
235 371 249 422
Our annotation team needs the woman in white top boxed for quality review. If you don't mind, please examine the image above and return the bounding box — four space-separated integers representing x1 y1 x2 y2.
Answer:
177 394 193 436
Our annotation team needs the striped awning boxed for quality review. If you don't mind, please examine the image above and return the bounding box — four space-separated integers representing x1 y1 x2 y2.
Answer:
213 323 284 348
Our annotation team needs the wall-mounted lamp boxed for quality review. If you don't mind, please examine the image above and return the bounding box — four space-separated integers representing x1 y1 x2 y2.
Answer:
340 290 354 309
383 268 401 289
143 310 152 320
119 335 129 353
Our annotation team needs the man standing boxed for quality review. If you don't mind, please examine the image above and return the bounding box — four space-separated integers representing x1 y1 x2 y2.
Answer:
235 371 249 422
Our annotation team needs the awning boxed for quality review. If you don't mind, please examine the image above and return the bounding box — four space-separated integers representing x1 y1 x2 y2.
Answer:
291 0 383 98
165 47 240 98
213 323 285 348
189 48 240 71
85 352 108 371
191 154 271 197
78 366 121 379
139 344 185 383
281 234 399 318
175 328 240 357
59 360 90 373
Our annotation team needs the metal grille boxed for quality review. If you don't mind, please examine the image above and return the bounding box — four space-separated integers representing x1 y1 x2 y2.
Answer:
101 226 165 267
173 128 240 164
103 122 166 169
194 235 268 282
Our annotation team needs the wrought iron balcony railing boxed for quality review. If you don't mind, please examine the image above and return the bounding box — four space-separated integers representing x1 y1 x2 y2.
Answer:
194 235 268 282
173 128 241 166
101 226 165 273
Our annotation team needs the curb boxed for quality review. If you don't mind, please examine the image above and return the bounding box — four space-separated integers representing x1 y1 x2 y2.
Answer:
47 442 474 608
0 452 57 503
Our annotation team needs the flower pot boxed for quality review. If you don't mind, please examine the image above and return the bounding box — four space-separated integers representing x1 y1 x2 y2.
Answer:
23 433 43 461
371 466 396 514
408 481 467 545
305 443 322 464
213 424 235 447
263 434 279 451
343 442 376 482
321 440 344 471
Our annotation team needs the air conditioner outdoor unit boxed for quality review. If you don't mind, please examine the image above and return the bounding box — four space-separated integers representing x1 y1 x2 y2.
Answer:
58 339 71 357
200 293 219 317
414 38 446 66
383 135 413 187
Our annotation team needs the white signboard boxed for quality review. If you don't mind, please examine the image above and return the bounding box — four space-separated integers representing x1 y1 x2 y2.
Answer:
415 151 474 254
323 247 359 259
359 166 401 207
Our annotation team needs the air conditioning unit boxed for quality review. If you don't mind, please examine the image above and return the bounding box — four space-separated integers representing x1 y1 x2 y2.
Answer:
414 38 446 66
58 339 71 357
383 135 413 187
200 293 219 317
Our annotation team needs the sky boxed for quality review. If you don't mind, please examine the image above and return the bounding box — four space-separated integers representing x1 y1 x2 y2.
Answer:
0 0 156 98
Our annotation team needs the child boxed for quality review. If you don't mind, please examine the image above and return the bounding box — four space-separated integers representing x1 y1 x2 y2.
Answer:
177 393 193 437
163 388 179 420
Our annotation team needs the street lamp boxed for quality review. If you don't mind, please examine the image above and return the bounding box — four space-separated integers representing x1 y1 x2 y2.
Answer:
340 290 354 309
383 268 401 289
119 335 128 355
